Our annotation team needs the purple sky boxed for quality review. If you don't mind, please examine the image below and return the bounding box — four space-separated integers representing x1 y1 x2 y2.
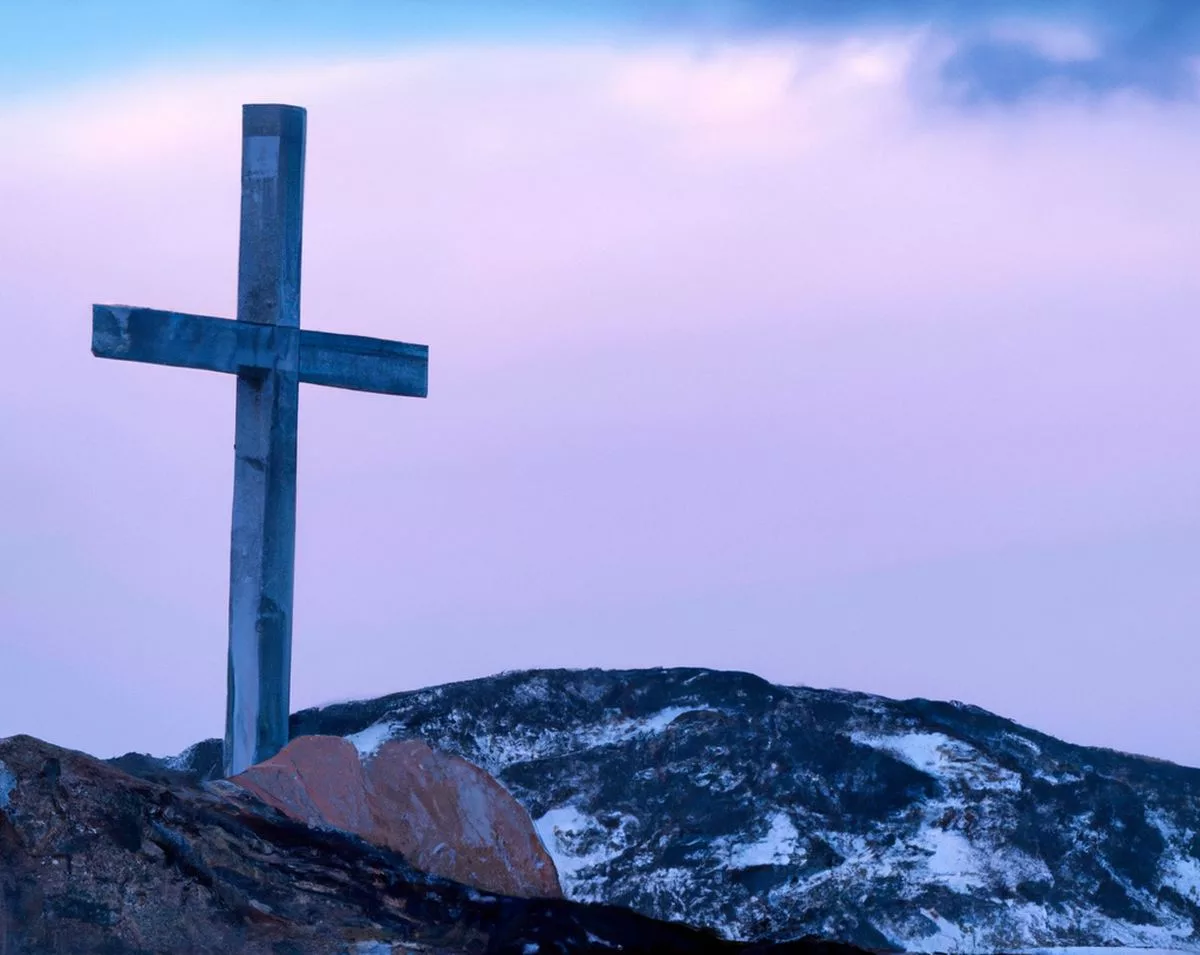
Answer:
2 26 1200 765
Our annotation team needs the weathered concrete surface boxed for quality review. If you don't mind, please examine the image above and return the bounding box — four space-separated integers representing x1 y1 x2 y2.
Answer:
232 735 561 898
1 733 874 955
91 305 428 397
224 103 307 780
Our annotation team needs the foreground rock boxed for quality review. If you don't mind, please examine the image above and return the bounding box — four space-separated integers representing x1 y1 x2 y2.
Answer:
231 734 560 898
1 734 870 955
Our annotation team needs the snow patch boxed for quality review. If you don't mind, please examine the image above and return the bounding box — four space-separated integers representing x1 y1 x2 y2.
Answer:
1006 733 1043 755
1147 809 1200 904
640 706 701 733
164 743 200 772
512 677 551 704
905 908 977 953
1030 767 1085 785
469 706 719 775
1162 855 1200 903
921 827 984 892
638 866 701 924
535 805 634 893
725 811 801 868
849 730 1022 792
347 721 396 758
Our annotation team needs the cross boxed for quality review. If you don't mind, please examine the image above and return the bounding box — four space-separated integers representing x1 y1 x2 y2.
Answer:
91 104 428 778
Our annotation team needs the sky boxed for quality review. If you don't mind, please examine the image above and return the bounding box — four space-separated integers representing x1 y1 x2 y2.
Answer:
2 1 1200 766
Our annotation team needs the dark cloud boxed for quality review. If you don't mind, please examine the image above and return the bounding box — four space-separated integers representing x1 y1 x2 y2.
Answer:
635 0 1200 104
940 2 1200 104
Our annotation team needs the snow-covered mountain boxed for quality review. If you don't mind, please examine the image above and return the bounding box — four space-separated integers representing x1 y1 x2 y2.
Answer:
146 668 1200 953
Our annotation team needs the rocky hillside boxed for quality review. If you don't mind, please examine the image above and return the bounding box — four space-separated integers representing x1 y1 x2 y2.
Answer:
0 733 868 955
148 668 1200 953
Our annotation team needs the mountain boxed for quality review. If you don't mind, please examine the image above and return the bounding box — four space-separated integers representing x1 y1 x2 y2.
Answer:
135 667 1200 953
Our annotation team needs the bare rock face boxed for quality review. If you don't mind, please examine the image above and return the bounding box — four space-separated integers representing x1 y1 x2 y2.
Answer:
366 739 561 899
232 735 561 899
229 734 374 833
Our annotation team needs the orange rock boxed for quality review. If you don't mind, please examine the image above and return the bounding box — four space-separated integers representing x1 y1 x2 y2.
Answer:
365 739 561 899
232 735 374 835
232 735 561 899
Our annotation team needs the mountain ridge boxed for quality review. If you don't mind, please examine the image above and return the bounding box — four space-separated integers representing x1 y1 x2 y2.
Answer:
116 667 1200 953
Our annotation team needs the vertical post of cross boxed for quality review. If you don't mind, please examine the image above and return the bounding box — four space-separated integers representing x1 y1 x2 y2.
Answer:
224 104 307 778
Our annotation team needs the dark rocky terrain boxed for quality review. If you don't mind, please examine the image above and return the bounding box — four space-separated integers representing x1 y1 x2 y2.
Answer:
0 733 871 955
136 667 1200 952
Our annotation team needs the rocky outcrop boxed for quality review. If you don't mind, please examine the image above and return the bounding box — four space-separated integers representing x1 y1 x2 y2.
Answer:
0 733 873 955
231 734 560 898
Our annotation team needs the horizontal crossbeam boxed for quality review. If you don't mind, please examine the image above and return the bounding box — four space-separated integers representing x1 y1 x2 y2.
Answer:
92 305 428 398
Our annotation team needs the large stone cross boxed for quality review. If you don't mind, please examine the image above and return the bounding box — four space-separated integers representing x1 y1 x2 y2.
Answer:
91 105 429 778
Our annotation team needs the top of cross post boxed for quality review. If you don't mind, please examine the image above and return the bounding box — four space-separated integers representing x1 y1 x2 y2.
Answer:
242 104 306 141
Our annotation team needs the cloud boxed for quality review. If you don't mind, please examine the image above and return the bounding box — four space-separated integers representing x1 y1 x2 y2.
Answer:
938 4 1200 104
631 0 1200 104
